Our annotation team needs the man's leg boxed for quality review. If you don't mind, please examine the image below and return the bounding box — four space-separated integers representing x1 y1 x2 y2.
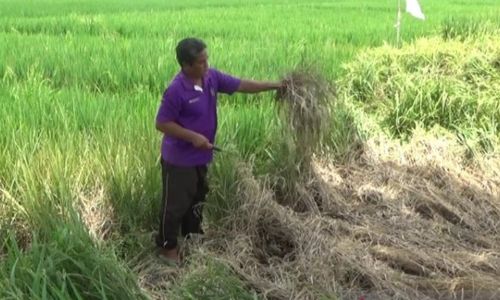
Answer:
156 161 197 252
181 165 208 237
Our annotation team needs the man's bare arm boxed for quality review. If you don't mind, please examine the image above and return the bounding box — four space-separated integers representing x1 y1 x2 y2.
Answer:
156 121 212 149
237 79 282 93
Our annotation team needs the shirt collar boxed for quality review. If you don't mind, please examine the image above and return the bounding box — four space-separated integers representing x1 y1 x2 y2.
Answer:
179 71 207 92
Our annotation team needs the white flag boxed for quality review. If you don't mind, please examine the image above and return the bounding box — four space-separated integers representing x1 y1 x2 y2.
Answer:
406 0 425 20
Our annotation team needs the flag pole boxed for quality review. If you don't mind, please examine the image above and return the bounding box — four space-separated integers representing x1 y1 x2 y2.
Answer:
395 0 402 48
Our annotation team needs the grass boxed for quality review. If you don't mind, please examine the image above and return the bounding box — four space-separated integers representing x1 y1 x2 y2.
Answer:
1 0 499 299
341 33 500 151
169 256 259 300
2 235 147 300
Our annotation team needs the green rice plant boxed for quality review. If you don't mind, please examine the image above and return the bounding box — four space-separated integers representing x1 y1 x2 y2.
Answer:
217 99 280 163
1 229 147 300
342 34 500 151
169 256 258 300
323 100 366 162
442 17 500 41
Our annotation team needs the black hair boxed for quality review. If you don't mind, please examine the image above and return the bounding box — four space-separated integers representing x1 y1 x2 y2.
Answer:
175 38 206 67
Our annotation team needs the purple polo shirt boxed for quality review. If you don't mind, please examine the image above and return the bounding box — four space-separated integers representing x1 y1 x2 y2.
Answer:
156 68 241 166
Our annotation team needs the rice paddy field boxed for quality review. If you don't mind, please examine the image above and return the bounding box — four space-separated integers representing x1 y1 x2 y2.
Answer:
1 0 500 299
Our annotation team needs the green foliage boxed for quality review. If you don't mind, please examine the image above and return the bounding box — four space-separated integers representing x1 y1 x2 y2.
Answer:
1 0 499 299
342 35 500 151
1 228 146 300
170 257 258 300
442 17 500 40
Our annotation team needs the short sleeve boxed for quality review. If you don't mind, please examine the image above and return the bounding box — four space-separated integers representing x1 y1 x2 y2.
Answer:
156 87 182 123
213 69 241 95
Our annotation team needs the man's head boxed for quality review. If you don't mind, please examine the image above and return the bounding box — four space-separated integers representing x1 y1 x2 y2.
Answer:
176 38 209 79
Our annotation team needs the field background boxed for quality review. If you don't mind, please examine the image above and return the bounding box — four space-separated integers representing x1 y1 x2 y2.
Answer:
1 0 499 299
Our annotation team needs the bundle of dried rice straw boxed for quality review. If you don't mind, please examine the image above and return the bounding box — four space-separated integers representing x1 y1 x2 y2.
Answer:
276 67 335 158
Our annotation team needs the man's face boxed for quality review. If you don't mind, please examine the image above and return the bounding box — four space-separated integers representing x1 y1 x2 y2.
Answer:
186 49 209 78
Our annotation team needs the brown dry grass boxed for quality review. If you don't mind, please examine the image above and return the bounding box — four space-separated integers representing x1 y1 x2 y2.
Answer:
182 129 500 300
0 187 31 252
76 185 116 242
277 67 335 161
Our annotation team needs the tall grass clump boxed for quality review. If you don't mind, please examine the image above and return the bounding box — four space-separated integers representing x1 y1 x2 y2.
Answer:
341 33 500 152
1 225 147 299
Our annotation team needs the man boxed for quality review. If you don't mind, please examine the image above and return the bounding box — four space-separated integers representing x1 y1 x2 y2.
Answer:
155 37 283 264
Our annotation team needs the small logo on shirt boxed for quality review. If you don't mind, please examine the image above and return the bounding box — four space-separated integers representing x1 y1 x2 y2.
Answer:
188 97 200 104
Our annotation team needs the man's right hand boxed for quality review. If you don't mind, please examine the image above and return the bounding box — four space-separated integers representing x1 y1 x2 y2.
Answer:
190 133 213 150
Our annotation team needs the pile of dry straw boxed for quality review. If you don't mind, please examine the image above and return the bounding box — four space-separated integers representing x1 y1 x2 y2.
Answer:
190 70 499 299
200 133 500 299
